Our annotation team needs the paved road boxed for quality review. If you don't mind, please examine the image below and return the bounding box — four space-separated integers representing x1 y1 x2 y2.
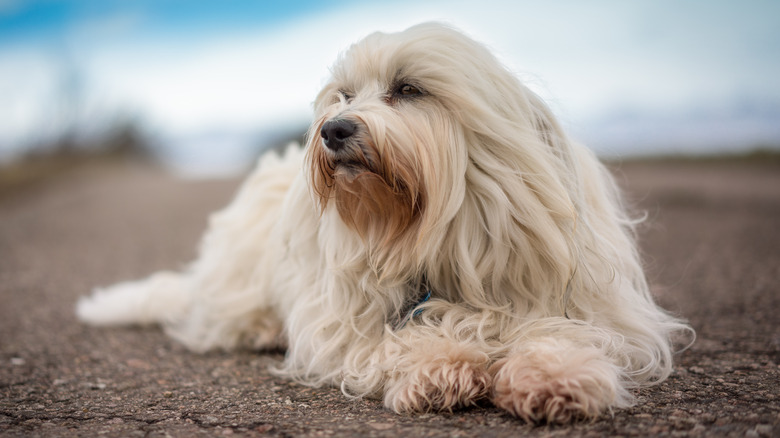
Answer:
1 159 778 437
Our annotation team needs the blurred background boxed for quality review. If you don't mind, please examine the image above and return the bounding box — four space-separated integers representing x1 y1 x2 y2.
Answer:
1 0 779 178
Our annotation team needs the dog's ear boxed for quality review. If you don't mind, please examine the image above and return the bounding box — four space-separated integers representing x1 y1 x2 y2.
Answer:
527 92 584 183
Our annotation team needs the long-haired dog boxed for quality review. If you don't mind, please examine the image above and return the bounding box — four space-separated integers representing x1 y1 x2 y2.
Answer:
77 23 692 423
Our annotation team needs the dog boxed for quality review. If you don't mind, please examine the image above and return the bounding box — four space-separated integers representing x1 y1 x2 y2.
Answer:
77 23 692 423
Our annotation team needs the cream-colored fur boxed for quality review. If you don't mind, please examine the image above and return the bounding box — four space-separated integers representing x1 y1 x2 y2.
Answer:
77 23 692 422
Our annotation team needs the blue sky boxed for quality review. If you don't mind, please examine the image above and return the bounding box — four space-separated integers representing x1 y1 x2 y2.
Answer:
1 0 779 174
0 1 350 41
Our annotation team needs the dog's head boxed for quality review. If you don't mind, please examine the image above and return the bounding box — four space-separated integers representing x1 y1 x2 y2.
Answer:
306 23 577 282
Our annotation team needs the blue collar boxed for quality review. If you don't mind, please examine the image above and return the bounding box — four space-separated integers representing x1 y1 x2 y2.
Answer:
392 289 431 331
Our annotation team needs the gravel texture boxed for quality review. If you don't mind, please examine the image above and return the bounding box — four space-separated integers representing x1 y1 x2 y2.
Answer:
1 159 778 437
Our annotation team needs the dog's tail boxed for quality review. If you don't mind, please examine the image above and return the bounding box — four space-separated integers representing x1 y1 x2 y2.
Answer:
76 271 190 326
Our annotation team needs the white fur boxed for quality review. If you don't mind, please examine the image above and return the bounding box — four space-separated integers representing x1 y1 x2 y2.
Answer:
77 23 692 422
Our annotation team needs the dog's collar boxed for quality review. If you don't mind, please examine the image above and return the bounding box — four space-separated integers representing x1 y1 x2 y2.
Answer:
392 287 432 331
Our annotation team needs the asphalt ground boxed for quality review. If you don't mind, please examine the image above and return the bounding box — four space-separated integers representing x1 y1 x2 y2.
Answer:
1 158 778 437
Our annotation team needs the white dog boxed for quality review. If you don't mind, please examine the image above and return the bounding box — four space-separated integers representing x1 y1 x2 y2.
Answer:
78 23 692 423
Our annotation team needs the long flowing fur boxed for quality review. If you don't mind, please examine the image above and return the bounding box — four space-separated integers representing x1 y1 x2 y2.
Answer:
77 23 692 422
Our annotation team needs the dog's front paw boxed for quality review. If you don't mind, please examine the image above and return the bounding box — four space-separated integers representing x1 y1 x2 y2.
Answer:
384 354 492 413
489 341 623 423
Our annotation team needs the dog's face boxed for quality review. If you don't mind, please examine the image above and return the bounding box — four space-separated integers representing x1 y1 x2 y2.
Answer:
306 23 563 258
307 25 458 245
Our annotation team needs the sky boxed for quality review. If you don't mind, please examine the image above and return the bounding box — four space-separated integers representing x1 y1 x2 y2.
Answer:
1 0 779 175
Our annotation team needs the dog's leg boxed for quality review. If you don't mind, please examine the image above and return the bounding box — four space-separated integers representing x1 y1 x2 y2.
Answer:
381 336 492 413
489 337 628 423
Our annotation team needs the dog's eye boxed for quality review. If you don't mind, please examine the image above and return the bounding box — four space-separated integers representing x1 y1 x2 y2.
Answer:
396 84 422 97
339 90 353 102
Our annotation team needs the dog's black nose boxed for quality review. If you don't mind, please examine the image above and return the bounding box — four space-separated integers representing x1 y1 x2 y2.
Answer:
320 119 356 152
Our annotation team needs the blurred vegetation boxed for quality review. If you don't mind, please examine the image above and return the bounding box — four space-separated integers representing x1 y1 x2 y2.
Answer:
0 52 159 198
0 118 152 198
608 147 780 166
